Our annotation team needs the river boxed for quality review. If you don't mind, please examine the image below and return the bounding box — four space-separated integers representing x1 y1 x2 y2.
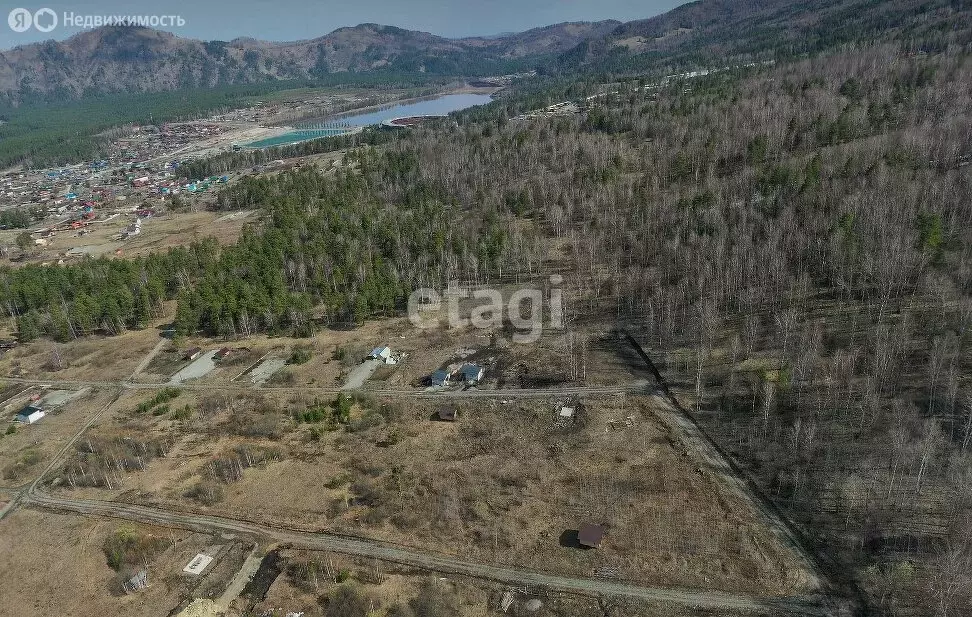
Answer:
243 92 493 148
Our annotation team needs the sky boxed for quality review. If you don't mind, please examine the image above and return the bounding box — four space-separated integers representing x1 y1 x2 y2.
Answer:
0 0 683 49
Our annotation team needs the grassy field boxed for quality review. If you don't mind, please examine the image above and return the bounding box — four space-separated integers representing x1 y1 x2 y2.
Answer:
0 509 217 617
46 378 814 598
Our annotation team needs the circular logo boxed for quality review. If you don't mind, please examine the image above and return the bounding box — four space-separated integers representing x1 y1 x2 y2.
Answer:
33 7 57 33
8 8 32 32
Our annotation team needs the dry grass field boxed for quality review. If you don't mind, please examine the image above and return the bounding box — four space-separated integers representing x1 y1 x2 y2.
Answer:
0 387 116 487
0 209 252 268
0 325 164 382
0 509 225 617
45 382 815 598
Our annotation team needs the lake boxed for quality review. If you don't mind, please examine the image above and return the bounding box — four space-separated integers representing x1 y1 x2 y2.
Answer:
242 92 493 149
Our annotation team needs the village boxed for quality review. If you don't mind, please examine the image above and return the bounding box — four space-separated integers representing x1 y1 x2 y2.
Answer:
0 120 245 263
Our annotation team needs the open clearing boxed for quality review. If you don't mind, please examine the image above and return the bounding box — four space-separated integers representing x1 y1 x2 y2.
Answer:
0 325 168 383
46 382 816 598
0 387 115 488
170 350 219 385
0 512 740 617
2 210 252 268
0 509 200 617
235 547 744 617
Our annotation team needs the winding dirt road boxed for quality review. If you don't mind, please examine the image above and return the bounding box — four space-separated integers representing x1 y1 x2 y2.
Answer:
23 489 827 615
0 374 651 397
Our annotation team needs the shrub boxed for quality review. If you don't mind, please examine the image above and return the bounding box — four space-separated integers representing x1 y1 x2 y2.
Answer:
269 368 296 385
334 393 353 424
185 480 225 505
409 579 460 617
348 410 383 433
287 346 313 365
208 445 283 484
324 474 350 489
325 583 370 617
135 388 182 415
386 605 414 617
102 526 171 571
171 405 193 420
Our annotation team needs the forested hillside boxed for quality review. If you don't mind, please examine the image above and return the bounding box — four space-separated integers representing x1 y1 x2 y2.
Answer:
390 45 972 616
546 0 970 77
1 0 971 613
0 154 509 341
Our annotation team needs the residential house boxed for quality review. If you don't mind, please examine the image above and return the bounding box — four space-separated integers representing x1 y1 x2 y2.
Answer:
369 345 395 364
459 363 485 385
15 405 45 424
431 369 451 387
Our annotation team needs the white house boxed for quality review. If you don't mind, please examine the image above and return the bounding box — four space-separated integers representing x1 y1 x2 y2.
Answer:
15 405 45 424
369 345 396 364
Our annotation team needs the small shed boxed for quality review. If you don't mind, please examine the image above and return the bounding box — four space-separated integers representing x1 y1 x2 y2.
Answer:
578 523 605 548
437 405 459 422
431 369 451 387
214 347 232 361
15 405 45 424
184 347 202 361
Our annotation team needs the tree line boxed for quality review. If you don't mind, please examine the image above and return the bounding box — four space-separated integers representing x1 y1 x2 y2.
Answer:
0 153 509 341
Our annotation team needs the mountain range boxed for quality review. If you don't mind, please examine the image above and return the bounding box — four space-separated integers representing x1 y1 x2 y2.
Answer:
0 20 620 100
0 0 963 101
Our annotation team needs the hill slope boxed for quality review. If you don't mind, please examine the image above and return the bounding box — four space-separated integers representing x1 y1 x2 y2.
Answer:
1 0 967 102
0 20 619 101
553 0 970 71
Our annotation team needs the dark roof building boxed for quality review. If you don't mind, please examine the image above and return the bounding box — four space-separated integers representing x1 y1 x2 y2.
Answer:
15 404 45 424
459 363 485 384
578 523 605 548
437 405 459 421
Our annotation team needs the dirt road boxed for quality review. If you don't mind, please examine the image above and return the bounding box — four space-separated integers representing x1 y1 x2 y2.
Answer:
0 374 651 398
25 489 827 615
341 358 382 390
130 336 169 379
